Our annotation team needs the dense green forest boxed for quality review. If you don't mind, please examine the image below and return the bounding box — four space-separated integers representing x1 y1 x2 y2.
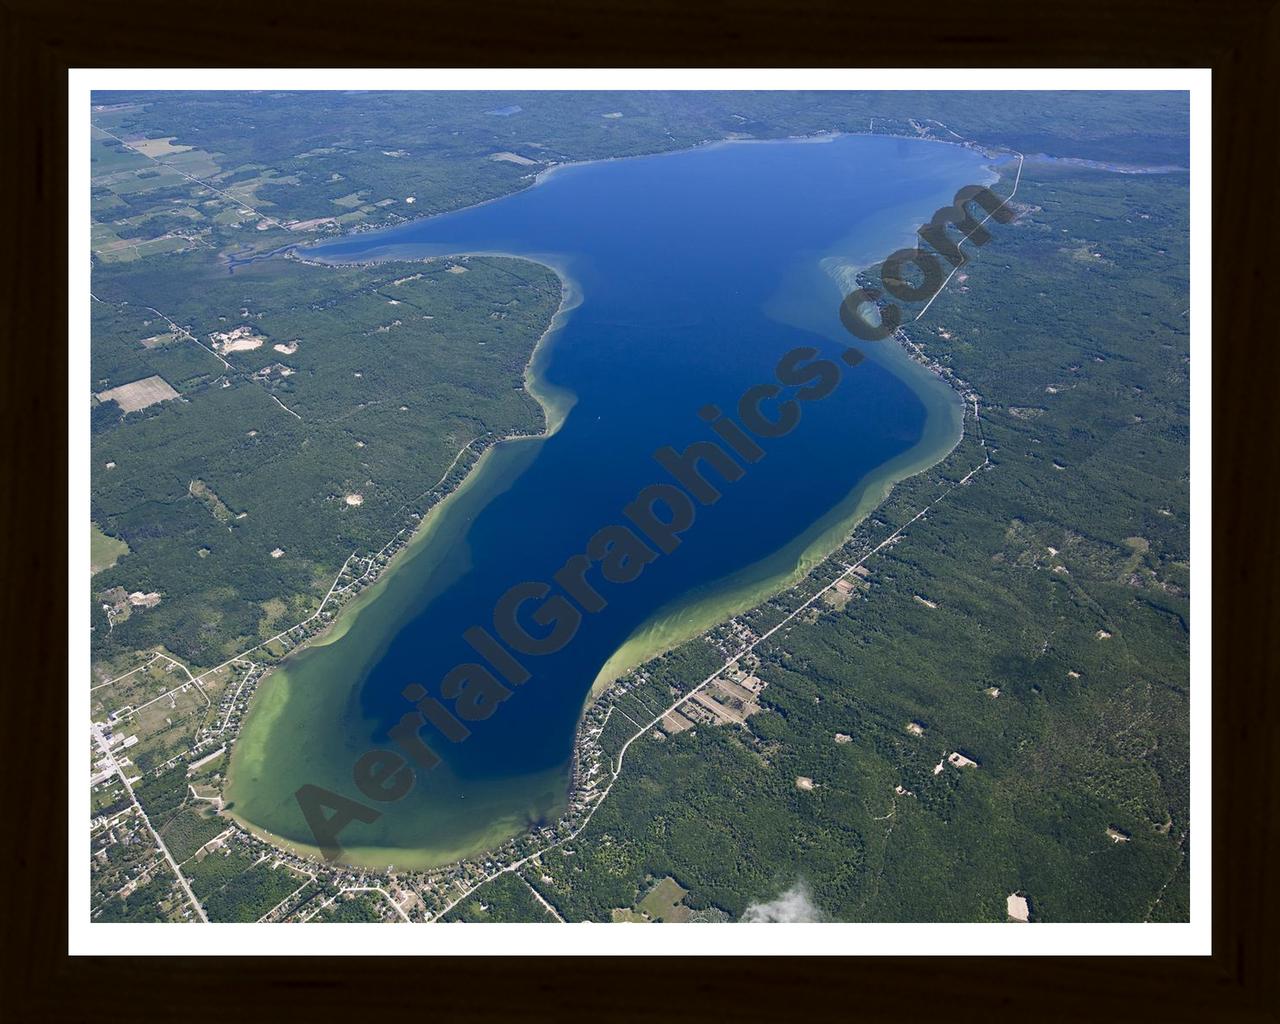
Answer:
87 91 1190 923
90 254 560 667
440 871 559 923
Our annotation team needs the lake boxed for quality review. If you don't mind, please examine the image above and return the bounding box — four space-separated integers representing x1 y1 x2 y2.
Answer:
225 134 996 868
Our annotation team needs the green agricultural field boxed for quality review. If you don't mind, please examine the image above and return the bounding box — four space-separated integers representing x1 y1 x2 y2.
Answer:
610 876 695 922
91 522 129 574
638 877 694 922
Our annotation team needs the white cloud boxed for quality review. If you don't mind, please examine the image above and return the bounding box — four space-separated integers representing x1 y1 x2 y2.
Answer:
740 882 821 923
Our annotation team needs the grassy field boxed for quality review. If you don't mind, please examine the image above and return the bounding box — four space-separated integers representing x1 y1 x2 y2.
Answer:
90 522 129 574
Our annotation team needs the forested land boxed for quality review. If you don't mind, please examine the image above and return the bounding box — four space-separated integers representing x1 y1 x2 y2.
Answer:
88 92 1190 922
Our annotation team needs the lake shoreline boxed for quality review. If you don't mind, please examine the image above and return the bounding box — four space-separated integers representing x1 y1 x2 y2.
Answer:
270 127 1007 260
224 309 970 872
222 255 581 867
223 135 1004 871
222 271 967 871
587 336 967 698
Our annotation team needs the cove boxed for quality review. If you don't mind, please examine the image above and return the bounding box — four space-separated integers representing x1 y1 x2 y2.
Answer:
225 134 997 868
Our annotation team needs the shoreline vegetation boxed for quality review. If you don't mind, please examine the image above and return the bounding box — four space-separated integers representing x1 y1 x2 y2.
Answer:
129 133 1008 873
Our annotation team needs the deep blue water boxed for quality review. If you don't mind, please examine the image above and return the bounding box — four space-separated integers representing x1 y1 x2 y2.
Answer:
273 135 993 856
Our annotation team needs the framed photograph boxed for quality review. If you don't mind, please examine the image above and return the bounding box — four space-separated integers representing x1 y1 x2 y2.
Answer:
5 2 1275 1017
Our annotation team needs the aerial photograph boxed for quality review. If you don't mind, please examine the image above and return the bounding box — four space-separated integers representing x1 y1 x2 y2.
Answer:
85 87 1192 928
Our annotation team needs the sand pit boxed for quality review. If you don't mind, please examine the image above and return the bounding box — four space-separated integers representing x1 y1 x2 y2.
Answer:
212 325 266 353
1007 893 1030 922
345 494 364 506
795 776 815 791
